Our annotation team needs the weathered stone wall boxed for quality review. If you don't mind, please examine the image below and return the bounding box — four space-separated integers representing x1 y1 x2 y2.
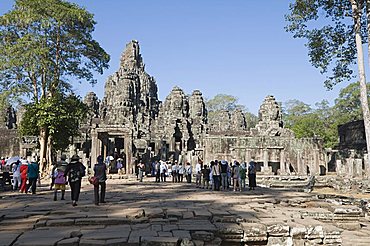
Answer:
0 129 20 158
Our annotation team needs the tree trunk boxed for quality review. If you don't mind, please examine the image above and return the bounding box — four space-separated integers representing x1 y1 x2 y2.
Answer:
47 135 53 168
39 127 48 173
351 0 370 176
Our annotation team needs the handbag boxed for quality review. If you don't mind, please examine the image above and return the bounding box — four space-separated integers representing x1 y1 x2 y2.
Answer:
88 176 99 185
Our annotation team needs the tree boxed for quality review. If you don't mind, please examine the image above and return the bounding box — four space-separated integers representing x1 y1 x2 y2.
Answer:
20 93 88 168
333 81 370 123
206 94 245 112
0 0 110 170
206 94 258 129
286 0 370 173
283 99 338 148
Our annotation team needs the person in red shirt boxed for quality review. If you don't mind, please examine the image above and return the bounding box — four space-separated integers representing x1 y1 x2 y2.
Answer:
19 160 29 193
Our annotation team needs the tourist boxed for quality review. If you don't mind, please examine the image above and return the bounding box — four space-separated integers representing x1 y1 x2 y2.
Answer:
178 163 184 182
185 162 192 183
240 162 247 190
137 161 145 182
19 160 28 193
151 161 156 177
0 157 5 171
155 161 160 182
220 160 228 190
52 155 68 201
212 160 221 191
12 160 21 191
160 161 167 182
228 162 233 188
195 160 202 187
172 160 179 183
94 155 107 205
64 154 86 206
201 164 210 189
27 157 39 195
248 158 257 190
232 161 241 192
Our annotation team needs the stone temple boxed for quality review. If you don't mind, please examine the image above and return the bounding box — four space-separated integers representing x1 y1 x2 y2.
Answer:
2 40 355 179
73 40 325 176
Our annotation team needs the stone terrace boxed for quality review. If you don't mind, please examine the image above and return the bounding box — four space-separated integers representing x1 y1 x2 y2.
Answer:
0 176 370 246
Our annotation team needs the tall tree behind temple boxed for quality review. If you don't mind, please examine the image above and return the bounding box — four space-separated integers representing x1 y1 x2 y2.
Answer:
0 0 110 171
286 0 370 173
206 94 258 129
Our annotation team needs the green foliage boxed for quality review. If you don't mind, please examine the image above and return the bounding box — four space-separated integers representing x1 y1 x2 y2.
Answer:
206 94 245 112
206 94 258 129
20 93 88 151
285 0 357 89
283 82 370 148
0 0 110 101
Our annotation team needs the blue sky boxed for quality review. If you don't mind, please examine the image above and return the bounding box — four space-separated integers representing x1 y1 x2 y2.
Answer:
0 0 351 114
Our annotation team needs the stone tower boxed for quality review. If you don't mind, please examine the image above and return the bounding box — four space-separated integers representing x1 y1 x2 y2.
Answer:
100 40 160 140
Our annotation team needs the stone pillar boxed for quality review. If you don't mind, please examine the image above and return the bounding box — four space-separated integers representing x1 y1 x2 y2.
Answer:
125 136 132 174
245 148 251 164
336 159 343 176
313 149 319 175
347 157 354 178
365 154 370 178
263 149 268 172
297 151 303 175
91 130 98 170
354 159 363 178
280 149 286 175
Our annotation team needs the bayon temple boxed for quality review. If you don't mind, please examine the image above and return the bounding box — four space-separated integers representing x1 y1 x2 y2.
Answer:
1 40 368 181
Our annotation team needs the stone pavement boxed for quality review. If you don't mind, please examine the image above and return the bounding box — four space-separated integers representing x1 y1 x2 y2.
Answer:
0 175 370 246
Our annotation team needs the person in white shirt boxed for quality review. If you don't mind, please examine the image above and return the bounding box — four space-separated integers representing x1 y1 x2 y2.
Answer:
172 161 179 183
178 163 184 182
195 161 202 187
185 162 192 183
160 161 167 182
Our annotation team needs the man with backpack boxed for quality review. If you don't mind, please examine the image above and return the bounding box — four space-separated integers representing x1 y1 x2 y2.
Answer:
94 155 107 205
220 160 228 190
64 154 86 206
52 155 68 201
27 157 39 195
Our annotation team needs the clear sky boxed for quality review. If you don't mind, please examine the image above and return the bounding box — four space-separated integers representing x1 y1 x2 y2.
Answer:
0 0 351 115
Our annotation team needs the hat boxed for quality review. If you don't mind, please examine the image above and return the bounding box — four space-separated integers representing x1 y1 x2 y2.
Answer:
221 160 228 165
71 154 80 161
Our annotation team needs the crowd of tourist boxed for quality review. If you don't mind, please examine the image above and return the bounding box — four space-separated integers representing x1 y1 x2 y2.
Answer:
142 158 258 191
1 153 258 210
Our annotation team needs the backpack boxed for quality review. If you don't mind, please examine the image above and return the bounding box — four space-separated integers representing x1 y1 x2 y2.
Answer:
221 164 228 173
54 170 66 184
240 168 246 179
70 164 85 182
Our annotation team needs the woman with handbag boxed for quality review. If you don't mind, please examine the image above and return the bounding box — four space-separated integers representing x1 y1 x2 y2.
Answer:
93 155 107 205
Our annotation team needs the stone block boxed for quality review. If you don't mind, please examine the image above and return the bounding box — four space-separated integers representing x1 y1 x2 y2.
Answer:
56 237 80 246
306 225 324 239
204 237 222 246
267 237 293 246
289 225 306 239
182 211 194 219
266 223 290 237
162 224 178 232
180 238 195 246
241 223 267 242
191 231 214 242
172 230 191 239
46 219 75 227
141 236 179 246
0 232 22 246
79 239 106 246
193 209 212 219
105 238 129 246
158 232 173 237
